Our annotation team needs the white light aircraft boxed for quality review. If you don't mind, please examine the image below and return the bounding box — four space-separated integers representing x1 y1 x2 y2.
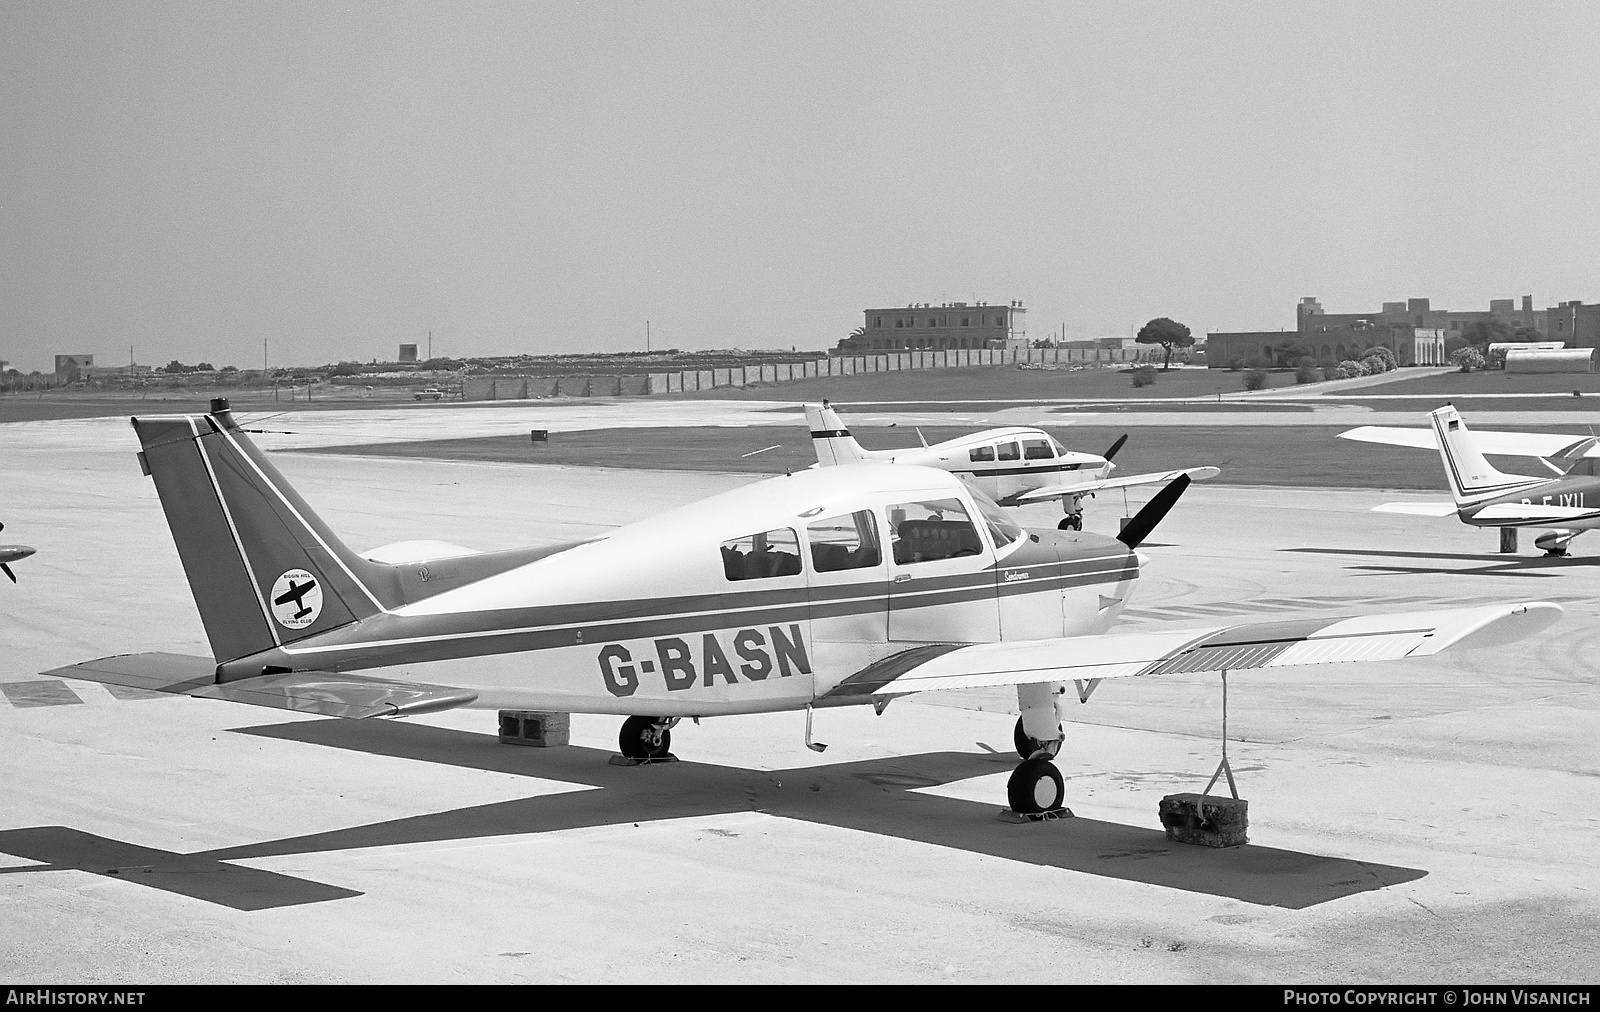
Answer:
1340 405 1600 556
50 399 1559 815
804 401 1219 530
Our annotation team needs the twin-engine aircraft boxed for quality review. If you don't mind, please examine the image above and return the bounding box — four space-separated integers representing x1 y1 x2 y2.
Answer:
49 400 1558 816
804 402 1218 530
1340 405 1600 556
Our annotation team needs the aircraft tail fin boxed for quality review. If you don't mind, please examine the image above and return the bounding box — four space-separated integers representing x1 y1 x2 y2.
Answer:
1428 406 1542 506
803 401 875 465
132 399 400 664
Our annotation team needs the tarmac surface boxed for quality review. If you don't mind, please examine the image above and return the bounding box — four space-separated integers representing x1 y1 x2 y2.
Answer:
3 404 1599 983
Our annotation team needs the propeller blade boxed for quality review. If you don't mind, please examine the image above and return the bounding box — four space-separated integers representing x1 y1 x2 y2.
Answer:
1 563 14 584
1103 434 1129 461
1116 474 1192 549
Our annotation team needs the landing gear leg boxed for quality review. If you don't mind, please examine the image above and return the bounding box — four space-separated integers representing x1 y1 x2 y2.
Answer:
1059 496 1085 531
1010 683 1069 815
619 715 678 760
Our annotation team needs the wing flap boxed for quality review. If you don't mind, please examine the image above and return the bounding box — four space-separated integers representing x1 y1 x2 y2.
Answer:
45 652 477 718
1014 466 1220 504
820 603 1561 699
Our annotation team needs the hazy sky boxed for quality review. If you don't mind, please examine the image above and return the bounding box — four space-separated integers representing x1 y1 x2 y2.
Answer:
3 2 1597 372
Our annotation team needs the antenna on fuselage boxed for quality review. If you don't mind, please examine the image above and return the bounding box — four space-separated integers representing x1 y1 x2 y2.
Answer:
1115 474 1191 550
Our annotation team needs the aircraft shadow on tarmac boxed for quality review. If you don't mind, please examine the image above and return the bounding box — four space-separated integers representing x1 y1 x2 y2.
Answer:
0 718 1424 912
1282 546 1600 579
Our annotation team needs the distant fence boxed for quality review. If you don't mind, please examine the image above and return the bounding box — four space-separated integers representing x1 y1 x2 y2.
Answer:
463 346 1150 400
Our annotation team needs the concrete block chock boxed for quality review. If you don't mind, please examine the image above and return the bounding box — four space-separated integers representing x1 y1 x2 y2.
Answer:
1159 792 1248 848
499 710 570 747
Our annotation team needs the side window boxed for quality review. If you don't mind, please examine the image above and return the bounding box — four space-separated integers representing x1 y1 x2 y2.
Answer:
721 528 802 581
807 510 882 573
1022 438 1054 460
996 441 1020 461
888 498 984 564
969 445 995 462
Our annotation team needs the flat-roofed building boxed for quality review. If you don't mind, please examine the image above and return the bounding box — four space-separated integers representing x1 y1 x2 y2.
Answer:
843 301 1027 352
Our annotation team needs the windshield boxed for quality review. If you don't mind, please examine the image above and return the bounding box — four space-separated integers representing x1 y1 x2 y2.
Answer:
967 485 1023 547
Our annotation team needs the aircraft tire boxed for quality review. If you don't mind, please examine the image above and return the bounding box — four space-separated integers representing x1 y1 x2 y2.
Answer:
1013 717 1041 759
1007 756 1065 814
619 716 672 760
1058 516 1082 532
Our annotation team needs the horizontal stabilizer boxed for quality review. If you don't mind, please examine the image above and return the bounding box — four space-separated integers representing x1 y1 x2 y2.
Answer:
45 652 477 718
1372 502 1459 517
1340 426 1599 459
1014 466 1220 504
1471 503 1600 522
361 540 481 564
820 602 1561 699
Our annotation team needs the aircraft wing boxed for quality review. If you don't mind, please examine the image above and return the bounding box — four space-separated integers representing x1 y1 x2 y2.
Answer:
44 652 478 718
1372 502 1459 516
1339 426 1600 459
1011 466 1221 504
1470 504 1600 522
819 602 1560 700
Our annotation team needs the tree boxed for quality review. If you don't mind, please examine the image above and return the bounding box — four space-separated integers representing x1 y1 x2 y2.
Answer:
1135 317 1194 371
1510 326 1542 344
1463 319 1512 349
1272 340 1311 369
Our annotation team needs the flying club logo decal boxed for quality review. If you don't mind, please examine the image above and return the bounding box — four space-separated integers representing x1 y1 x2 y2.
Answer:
270 569 322 629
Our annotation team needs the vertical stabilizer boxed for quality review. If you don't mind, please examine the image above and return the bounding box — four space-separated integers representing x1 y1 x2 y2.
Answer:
1429 406 1541 505
133 401 403 663
803 401 877 465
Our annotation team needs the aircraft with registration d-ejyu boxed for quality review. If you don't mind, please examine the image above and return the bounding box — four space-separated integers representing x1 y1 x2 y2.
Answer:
49 399 1560 816
1341 404 1600 557
804 401 1219 530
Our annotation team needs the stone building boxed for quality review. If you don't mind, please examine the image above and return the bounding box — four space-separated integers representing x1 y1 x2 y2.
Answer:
842 301 1027 353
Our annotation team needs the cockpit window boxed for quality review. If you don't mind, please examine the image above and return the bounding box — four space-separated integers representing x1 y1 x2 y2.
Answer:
807 510 882 572
996 441 1020 461
887 498 984 564
968 487 1022 547
969 445 995 462
721 528 802 581
1022 438 1054 460
1051 437 1070 457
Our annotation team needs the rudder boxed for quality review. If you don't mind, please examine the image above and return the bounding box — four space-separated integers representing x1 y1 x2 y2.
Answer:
1428 405 1540 504
804 401 874 466
133 400 400 663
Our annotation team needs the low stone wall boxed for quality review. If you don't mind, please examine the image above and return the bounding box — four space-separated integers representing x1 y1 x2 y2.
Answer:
463 346 1148 400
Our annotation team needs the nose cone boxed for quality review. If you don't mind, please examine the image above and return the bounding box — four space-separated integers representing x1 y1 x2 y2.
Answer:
1134 550 1151 569
0 545 35 564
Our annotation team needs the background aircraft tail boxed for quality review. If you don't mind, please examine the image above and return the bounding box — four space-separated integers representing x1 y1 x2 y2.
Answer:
804 401 877 465
1429 405 1541 505
133 399 400 664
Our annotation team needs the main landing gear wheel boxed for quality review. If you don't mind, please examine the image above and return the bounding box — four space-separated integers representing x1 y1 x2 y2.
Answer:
1014 717 1042 759
1058 515 1082 531
1013 717 1063 760
1007 756 1065 814
619 716 672 760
